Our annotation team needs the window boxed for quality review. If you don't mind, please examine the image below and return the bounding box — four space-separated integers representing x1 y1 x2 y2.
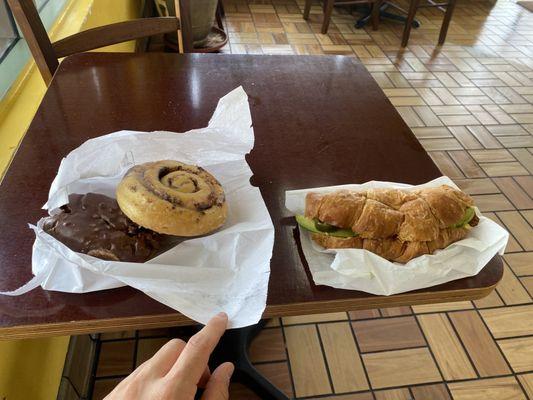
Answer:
0 1 18 61
0 0 68 98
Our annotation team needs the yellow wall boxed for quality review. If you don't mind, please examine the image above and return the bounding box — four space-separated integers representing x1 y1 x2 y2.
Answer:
0 337 70 400
0 0 141 399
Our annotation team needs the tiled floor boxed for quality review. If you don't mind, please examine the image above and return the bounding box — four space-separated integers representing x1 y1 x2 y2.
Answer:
67 0 533 399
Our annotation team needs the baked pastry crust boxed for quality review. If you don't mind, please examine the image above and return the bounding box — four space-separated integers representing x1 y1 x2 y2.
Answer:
311 226 470 263
305 185 477 262
116 160 227 236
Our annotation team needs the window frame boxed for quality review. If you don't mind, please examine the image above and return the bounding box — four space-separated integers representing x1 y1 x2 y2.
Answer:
0 0 69 98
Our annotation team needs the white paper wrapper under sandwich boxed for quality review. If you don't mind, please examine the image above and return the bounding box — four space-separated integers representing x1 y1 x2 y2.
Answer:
1 87 275 329
285 176 509 296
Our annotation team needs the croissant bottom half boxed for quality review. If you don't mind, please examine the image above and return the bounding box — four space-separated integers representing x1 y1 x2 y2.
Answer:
311 226 469 263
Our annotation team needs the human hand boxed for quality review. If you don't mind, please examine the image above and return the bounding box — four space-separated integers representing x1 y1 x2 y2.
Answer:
105 312 234 399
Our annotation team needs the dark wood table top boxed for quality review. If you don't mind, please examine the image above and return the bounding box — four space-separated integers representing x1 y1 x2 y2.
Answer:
0 53 502 339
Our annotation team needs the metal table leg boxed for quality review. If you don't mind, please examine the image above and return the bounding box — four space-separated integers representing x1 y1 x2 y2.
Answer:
208 320 289 400
355 3 420 29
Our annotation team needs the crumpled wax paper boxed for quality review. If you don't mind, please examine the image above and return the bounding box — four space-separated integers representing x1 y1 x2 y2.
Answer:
1 87 275 328
285 176 508 295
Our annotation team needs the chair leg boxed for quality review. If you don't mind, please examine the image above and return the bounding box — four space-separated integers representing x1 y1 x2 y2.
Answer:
401 0 421 47
216 1 224 29
371 0 382 30
322 0 335 34
303 0 312 19
438 0 456 45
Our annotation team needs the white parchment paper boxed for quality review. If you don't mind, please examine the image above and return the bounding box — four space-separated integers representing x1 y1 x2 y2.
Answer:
1 87 275 329
285 177 508 295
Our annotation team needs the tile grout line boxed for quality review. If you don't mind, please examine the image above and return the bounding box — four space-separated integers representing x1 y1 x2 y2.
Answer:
347 312 377 399
314 323 335 396
444 312 482 378
279 318 298 399
411 313 453 398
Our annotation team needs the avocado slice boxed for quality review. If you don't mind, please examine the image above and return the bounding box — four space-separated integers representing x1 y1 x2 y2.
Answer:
295 215 357 238
451 207 476 228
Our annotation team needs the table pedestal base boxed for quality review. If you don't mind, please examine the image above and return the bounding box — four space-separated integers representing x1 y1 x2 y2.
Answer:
355 3 421 29
209 320 289 400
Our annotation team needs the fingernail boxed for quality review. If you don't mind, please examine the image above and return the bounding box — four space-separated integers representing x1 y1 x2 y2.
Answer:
216 312 228 319
225 363 235 382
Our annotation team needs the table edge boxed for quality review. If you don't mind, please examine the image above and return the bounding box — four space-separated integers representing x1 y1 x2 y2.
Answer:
0 277 500 339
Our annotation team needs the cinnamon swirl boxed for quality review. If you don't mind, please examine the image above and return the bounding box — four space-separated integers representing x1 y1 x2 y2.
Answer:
116 160 227 236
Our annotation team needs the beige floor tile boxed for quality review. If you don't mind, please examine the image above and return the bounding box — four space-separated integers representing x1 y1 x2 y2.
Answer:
510 148 533 174
412 301 473 313
467 125 502 149
480 305 533 338
448 377 526 400
390 97 426 106
249 328 286 363
412 127 452 139
229 382 261 400
473 289 504 308
96 340 135 377
309 393 374 400
352 316 426 353
349 309 381 320
449 126 483 149
497 211 533 251
255 362 294 397
420 138 463 151
496 263 531 305
418 314 476 380
518 373 533 400
449 150 486 178
492 177 533 209
504 253 533 276
497 135 533 148
454 178 498 195
319 322 369 392
284 325 331 397
411 383 451 400
374 388 412 400
396 107 425 127
486 124 529 136
469 149 515 163
363 348 441 389
484 212 524 252
498 336 533 373
429 151 465 178
471 194 515 212
282 312 347 325
440 115 480 126
379 306 412 317
515 176 533 195
480 162 529 177
449 311 511 377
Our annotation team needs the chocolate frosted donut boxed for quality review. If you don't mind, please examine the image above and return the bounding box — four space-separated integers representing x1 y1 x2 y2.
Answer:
43 193 168 262
116 160 227 236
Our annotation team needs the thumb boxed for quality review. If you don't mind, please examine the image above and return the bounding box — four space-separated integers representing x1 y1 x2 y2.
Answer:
201 362 234 400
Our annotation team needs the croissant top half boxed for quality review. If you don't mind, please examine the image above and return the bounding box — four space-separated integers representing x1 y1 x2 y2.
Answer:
305 185 474 242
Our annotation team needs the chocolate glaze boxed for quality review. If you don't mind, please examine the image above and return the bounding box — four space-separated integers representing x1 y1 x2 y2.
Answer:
43 193 178 262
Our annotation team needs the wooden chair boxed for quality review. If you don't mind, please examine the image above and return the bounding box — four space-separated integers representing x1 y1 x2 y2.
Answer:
7 0 181 85
303 0 383 34
401 0 457 47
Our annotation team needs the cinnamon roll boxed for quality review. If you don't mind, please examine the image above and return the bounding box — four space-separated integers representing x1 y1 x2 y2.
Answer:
116 160 227 236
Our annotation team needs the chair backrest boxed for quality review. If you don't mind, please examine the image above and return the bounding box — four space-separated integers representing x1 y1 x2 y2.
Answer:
7 0 181 85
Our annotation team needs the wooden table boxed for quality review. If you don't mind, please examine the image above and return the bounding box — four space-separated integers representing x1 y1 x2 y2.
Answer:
0 53 502 340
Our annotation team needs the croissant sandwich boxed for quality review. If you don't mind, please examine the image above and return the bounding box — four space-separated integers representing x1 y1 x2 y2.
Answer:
296 185 479 263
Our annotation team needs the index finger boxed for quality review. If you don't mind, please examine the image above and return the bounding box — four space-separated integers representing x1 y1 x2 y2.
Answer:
167 312 228 387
